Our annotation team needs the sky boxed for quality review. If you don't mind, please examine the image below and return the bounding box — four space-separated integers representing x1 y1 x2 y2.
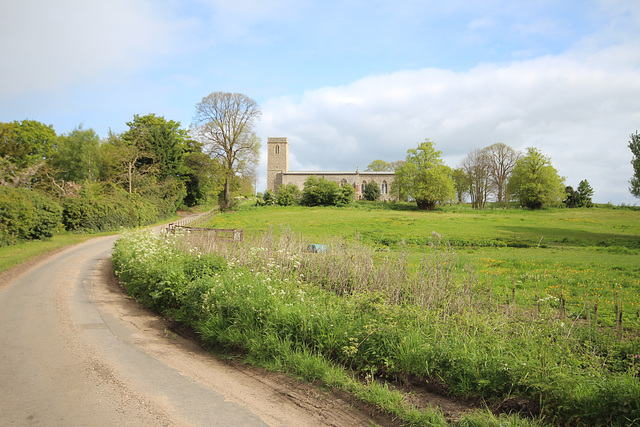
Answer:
1 0 639 204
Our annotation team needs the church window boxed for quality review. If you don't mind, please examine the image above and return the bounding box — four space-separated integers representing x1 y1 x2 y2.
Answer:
361 181 366 192
381 181 388 194
275 145 280 154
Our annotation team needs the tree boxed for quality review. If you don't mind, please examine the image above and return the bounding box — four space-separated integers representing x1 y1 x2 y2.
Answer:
124 114 190 180
460 148 491 209
565 181 594 208
100 132 156 194
484 143 520 203
192 92 262 209
0 120 57 170
450 168 469 204
577 180 594 207
363 181 381 201
507 147 565 209
393 139 455 210
629 131 640 198
51 124 101 183
366 160 393 172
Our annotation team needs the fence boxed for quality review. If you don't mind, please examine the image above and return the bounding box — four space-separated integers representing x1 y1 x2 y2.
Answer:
165 224 244 242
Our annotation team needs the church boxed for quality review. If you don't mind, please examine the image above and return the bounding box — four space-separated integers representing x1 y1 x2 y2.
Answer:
266 137 396 201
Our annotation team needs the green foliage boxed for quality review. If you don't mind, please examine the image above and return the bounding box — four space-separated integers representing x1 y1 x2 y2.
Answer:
300 176 354 206
51 124 102 182
113 227 640 426
451 167 470 204
629 131 640 198
61 185 172 232
366 159 393 172
564 180 594 208
124 113 190 180
508 147 565 209
276 183 301 206
0 120 57 169
0 186 62 246
393 139 456 210
260 189 277 205
363 181 381 201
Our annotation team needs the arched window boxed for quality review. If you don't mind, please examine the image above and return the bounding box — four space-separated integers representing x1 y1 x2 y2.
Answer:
340 179 348 187
381 181 388 194
361 181 366 192
275 145 280 154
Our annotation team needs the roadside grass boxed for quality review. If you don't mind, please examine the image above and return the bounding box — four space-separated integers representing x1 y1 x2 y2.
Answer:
0 232 107 274
113 223 640 426
0 212 183 275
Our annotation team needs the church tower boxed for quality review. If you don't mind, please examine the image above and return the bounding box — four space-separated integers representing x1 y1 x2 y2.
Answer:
266 137 289 192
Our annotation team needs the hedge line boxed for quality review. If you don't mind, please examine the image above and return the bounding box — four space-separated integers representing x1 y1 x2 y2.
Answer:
0 186 176 246
0 186 62 246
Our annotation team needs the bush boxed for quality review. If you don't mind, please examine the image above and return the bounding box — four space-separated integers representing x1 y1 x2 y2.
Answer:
301 176 354 207
0 186 62 246
62 188 172 232
276 183 301 206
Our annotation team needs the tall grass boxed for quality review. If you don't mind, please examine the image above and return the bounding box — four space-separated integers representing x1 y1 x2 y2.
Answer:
113 228 640 426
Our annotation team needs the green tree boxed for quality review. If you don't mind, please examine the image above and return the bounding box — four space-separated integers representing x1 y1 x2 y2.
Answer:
100 132 156 194
0 120 57 169
450 168 470 204
576 179 594 207
393 139 455 210
629 131 640 198
363 181 381 201
124 114 189 180
51 124 101 183
192 92 262 209
182 145 222 207
507 147 565 209
366 160 393 172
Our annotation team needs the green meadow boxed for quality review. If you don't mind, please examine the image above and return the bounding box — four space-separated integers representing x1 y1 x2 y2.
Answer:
206 202 640 329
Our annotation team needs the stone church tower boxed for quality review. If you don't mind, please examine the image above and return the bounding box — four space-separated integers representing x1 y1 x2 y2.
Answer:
266 136 395 200
267 137 289 192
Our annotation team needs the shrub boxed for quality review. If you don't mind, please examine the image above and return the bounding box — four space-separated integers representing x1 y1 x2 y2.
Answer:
62 189 171 232
0 186 62 246
301 176 354 206
276 183 301 206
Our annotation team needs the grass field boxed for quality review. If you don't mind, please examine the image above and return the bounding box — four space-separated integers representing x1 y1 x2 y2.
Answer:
205 202 640 329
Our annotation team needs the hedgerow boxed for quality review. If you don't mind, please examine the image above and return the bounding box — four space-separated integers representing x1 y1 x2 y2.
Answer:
62 191 173 232
0 186 62 246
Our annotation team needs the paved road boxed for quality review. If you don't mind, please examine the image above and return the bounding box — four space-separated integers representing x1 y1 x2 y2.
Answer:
0 236 281 426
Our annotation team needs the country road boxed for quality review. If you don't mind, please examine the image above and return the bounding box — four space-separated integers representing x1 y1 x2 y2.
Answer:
0 235 390 426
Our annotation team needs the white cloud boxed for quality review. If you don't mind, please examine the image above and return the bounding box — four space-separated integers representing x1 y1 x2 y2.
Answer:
258 43 640 204
0 0 192 96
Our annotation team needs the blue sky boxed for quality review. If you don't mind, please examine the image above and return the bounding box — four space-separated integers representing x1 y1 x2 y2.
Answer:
1 0 639 204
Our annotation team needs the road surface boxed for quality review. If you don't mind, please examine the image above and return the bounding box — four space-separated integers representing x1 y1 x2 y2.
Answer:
0 235 389 426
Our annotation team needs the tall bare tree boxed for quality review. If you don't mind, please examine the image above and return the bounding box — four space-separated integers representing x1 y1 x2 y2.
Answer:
484 143 520 203
192 92 261 208
460 148 491 209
